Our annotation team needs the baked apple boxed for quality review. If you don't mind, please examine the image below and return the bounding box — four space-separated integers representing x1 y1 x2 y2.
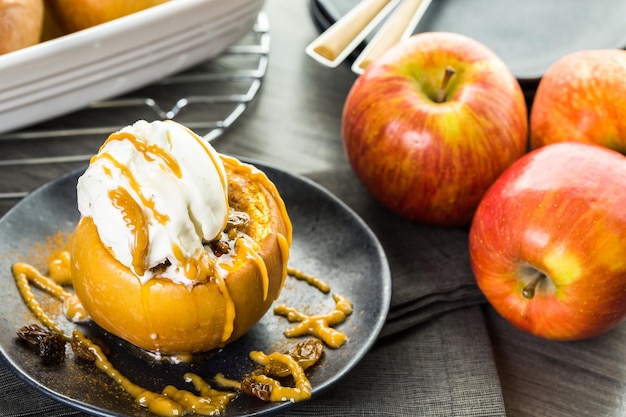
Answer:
0 0 44 54
45 0 168 33
71 120 292 355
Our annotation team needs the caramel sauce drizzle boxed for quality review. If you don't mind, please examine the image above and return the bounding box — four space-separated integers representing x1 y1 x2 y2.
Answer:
109 187 150 277
274 293 353 348
13 262 70 300
286 267 330 294
94 153 169 225
63 294 89 323
248 351 312 402
171 243 212 283
220 238 269 301
105 131 182 179
212 271 236 343
240 240 269 300
220 155 293 247
12 259 88 337
12 263 70 340
218 155 293 307
47 250 72 285
73 331 235 416
213 373 242 390
72 330 184 416
276 234 290 292
161 373 236 415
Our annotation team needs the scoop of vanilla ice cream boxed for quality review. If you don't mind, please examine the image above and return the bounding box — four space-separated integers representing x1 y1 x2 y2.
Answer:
77 120 229 286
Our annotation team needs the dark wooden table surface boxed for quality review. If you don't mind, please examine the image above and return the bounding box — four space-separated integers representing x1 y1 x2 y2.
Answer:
2 1 626 416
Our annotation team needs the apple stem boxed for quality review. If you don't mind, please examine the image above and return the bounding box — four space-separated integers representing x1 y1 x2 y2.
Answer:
522 271 546 299
436 66 456 103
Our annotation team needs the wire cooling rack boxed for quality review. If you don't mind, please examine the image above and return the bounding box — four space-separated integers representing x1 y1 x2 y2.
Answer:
0 13 270 209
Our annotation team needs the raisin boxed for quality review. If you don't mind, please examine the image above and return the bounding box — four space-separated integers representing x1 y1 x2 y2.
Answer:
265 338 324 377
16 324 66 365
209 240 230 256
225 210 250 233
241 377 272 401
149 259 171 275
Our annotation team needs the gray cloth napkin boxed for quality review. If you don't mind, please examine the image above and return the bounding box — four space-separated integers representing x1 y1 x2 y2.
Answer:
306 168 487 337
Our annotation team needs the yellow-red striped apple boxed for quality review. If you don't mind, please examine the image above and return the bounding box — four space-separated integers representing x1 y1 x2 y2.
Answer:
470 142 626 340
531 49 626 153
342 31 528 226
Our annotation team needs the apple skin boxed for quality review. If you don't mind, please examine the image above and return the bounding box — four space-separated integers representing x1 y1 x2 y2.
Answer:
46 0 168 33
342 31 528 226
469 142 626 340
530 49 626 153
0 0 43 54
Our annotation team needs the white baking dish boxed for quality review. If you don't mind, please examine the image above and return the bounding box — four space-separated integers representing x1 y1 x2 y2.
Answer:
0 0 265 134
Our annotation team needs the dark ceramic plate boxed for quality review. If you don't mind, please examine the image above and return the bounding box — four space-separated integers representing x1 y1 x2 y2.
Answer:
0 161 391 417
310 0 626 84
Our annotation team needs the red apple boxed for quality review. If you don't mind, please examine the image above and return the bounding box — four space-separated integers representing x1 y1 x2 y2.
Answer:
469 142 626 340
530 49 626 153
342 31 528 226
